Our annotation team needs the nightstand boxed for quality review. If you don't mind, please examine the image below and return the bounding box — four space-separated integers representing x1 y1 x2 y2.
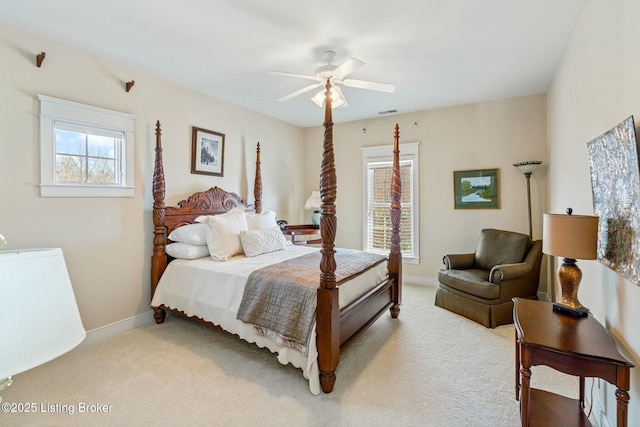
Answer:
513 297 634 426
281 224 321 245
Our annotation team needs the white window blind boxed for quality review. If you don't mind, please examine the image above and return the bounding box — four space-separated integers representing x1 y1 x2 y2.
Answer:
362 142 420 263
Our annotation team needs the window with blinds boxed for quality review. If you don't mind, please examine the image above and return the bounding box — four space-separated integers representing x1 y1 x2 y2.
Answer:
362 142 420 263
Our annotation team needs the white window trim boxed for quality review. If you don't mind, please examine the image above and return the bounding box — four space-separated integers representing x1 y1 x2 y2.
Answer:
362 142 420 264
38 94 136 198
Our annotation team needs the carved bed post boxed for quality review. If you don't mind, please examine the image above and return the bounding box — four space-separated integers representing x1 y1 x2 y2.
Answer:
151 121 167 323
389 124 402 317
254 143 262 214
317 79 339 393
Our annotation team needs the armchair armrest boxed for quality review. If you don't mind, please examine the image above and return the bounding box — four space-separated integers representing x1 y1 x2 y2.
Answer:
489 262 532 284
443 253 476 270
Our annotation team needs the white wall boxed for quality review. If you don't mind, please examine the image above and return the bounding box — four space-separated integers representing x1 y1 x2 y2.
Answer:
303 95 548 283
0 23 305 331
547 0 640 424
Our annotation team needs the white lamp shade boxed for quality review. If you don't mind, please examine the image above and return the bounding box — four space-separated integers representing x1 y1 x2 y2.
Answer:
543 213 599 260
305 191 322 210
513 161 543 174
311 87 346 109
0 248 86 378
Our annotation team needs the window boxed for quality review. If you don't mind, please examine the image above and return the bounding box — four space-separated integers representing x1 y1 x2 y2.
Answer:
362 142 420 264
38 95 136 197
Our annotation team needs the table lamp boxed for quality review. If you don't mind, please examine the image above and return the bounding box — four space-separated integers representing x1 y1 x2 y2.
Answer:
543 208 599 316
305 190 321 228
0 248 86 402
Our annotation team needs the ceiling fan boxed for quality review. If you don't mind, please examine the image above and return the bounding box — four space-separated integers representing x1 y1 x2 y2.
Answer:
270 51 396 108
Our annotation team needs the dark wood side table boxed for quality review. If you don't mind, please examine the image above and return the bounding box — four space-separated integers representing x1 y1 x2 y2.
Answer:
281 224 321 245
513 297 634 427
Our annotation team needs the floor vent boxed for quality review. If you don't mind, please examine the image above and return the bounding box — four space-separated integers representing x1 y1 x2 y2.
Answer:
378 109 398 115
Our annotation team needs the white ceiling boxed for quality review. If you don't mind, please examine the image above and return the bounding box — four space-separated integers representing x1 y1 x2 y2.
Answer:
0 0 586 128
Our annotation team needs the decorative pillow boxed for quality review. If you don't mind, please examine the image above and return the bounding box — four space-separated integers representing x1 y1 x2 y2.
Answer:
204 208 249 261
165 243 209 260
245 210 278 230
195 206 246 224
167 223 208 246
239 227 287 257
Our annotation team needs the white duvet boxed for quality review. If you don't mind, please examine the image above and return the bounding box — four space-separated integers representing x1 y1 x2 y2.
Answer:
151 244 388 394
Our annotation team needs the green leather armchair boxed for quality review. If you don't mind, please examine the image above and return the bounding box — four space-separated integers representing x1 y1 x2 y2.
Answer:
435 228 543 328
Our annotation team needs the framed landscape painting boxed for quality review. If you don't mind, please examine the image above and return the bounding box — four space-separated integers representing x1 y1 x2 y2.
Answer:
191 126 225 176
453 169 500 209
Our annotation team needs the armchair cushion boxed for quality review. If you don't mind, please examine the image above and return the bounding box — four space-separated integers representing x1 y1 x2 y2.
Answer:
475 229 530 271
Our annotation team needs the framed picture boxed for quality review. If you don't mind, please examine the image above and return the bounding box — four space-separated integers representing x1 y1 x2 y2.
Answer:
453 169 500 209
191 126 225 176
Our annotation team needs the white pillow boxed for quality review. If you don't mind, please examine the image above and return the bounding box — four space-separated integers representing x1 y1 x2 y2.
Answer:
245 210 278 230
165 243 210 260
204 209 249 261
167 223 208 245
239 226 287 257
195 206 246 224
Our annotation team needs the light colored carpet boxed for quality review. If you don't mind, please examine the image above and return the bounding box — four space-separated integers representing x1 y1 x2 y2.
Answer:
2 283 578 426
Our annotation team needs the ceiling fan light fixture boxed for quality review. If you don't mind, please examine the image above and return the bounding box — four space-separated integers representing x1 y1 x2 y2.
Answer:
311 86 346 109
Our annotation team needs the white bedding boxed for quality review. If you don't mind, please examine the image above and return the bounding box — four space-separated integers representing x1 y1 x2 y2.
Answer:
151 244 388 394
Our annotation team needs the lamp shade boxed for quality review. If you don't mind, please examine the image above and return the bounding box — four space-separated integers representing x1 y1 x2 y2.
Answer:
543 213 598 260
305 191 321 210
311 87 346 109
0 248 86 379
513 160 543 174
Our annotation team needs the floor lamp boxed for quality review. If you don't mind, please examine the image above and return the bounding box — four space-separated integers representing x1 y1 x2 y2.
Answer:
0 247 86 402
513 161 542 238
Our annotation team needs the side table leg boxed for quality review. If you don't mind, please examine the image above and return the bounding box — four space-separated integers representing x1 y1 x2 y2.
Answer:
615 388 630 427
515 329 521 400
520 349 532 427
579 376 585 408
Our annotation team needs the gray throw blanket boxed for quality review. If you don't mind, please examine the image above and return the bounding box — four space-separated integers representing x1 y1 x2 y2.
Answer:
236 249 387 355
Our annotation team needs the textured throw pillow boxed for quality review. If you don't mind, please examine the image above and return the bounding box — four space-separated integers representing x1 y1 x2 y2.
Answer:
167 223 208 246
245 210 278 230
204 208 249 261
165 243 210 260
239 226 287 257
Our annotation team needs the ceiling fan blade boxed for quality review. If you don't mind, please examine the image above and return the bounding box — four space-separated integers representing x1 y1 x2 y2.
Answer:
342 78 396 93
269 71 319 81
278 82 323 102
332 58 365 78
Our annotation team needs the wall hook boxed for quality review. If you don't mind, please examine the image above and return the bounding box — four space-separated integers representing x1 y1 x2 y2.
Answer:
125 80 135 92
36 52 46 67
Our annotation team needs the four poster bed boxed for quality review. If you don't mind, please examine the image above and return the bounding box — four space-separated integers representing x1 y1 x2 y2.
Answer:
150 81 402 394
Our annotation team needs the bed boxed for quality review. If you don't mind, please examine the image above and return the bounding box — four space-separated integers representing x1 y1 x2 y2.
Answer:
150 80 403 394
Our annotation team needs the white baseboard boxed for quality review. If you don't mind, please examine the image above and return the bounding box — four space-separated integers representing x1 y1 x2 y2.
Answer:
404 274 437 287
81 310 156 346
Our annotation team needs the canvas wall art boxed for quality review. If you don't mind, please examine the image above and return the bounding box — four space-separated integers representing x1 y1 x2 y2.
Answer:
587 115 640 285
